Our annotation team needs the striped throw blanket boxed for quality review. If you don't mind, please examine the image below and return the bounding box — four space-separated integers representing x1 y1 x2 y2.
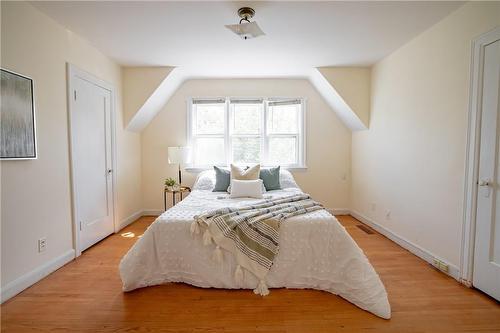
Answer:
191 194 324 295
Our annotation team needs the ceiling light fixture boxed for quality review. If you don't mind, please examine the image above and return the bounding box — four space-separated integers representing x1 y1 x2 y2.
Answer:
225 7 265 40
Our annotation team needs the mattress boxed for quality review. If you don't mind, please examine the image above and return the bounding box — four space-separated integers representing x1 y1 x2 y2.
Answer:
119 172 391 319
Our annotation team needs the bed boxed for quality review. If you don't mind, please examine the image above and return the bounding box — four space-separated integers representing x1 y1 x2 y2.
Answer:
119 170 391 319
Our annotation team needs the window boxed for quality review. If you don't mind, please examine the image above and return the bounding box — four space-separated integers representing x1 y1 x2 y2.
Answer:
187 98 305 169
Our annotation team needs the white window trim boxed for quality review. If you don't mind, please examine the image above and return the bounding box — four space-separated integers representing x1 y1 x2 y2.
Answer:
185 97 307 171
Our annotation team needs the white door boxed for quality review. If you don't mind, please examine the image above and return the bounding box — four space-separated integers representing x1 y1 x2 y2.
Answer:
70 70 114 253
474 37 500 301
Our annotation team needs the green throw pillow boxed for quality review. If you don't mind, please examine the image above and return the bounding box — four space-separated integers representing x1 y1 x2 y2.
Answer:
212 166 230 192
260 166 281 191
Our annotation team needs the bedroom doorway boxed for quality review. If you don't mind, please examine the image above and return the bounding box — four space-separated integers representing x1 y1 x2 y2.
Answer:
67 64 116 256
462 27 500 301
473 35 500 301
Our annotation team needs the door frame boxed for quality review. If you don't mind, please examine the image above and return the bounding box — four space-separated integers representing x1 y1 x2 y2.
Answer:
461 27 500 286
66 63 118 257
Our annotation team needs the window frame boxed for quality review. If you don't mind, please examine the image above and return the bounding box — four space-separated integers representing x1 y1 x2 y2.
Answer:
188 98 227 167
229 99 264 165
186 97 307 171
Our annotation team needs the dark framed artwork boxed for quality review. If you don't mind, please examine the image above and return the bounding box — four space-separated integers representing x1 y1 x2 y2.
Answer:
1 68 37 159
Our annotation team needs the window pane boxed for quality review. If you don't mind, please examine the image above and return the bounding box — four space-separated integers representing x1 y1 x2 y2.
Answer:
268 137 297 165
232 104 262 134
195 137 225 165
195 104 225 135
267 104 299 134
232 137 261 164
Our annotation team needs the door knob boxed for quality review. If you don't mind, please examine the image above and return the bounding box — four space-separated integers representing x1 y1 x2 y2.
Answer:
478 179 490 186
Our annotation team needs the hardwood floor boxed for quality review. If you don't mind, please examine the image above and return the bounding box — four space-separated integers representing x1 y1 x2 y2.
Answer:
2 215 499 332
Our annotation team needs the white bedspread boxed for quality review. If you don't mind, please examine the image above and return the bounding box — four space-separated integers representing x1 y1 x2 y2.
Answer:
119 188 391 319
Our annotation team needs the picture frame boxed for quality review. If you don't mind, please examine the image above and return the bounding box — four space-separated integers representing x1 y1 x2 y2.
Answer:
1 68 37 160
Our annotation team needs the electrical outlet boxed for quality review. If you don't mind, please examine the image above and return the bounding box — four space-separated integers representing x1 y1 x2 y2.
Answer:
433 259 440 267
385 210 391 220
38 238 47 253
433 258 449 273
439 262 449 273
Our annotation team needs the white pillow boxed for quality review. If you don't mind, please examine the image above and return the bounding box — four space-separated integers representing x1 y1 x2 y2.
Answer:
192 168 300 191
192 170 216 190
279 169 300 189
229 179 264 199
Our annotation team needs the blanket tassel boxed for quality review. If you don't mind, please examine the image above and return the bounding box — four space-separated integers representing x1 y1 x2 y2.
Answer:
234 265 244 285
190 221 200 235
212 246 223 264
253 280 269 296
202 229 213 245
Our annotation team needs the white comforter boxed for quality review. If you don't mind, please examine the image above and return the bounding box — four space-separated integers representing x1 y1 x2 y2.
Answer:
119 185 391 319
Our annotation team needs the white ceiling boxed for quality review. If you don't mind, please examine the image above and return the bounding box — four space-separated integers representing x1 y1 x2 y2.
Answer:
32 1 463 78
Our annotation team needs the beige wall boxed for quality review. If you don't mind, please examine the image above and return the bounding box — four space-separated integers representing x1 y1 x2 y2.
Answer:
0 2 142 287
141 79 352 211
351 2 500 267
122 66 173 125
318 67 371 128
4 0 496 293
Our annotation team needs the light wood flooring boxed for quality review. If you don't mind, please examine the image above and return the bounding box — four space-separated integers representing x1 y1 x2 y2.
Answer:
1 215 499 332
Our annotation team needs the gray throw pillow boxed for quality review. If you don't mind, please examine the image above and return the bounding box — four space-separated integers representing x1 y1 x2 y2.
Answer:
212 166 230 192
260 166 281 191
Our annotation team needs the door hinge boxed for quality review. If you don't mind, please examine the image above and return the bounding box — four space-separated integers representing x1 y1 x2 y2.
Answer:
79 221 83 231
74 90 77 101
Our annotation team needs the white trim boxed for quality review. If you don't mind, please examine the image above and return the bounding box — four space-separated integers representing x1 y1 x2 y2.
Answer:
186 97 307 169
142 209 163 216
66 63 118 257
117 210 144 231
460 27 500 286
327 208 350 216
1 249 75 303
185 165 308 173
350 210 460 280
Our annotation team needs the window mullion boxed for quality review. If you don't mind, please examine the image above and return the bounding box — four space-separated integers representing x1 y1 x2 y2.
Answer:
263 100 268 165
225 98 230 166
189 97 305 168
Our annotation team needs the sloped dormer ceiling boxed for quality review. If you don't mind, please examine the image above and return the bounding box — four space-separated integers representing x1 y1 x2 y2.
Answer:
123 67 371 132
32 1 464 131
123 67 173 125
317 67 371 129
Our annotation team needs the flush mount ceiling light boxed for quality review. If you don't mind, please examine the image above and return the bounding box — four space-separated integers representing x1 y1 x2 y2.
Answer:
225 7 265 40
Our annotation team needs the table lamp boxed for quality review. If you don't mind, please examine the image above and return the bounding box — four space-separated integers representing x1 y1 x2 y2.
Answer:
167 146 192 185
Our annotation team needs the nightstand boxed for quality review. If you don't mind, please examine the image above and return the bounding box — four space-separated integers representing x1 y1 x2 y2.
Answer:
164 186 191 211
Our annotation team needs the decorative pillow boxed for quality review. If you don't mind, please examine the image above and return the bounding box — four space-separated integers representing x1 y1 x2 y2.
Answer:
231 164 260 181
212 166 230 192
192 170 215 191
229 179 264 199
279 169 300 189
260 166 281 191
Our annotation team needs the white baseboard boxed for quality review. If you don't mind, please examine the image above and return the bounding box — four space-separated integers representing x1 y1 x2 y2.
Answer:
350 210 460 280
142 209 163 216
0 208 460 305
327 208 350 215
116 210 144 231
1 209 159 305
1 249 75 303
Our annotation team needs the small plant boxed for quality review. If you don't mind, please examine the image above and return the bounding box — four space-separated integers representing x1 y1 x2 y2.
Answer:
164 177 177 187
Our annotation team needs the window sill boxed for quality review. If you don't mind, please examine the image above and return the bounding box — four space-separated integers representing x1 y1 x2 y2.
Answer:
185 165 308 173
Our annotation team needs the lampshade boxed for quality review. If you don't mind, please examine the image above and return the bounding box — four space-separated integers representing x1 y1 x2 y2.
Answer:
168 146 192 164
